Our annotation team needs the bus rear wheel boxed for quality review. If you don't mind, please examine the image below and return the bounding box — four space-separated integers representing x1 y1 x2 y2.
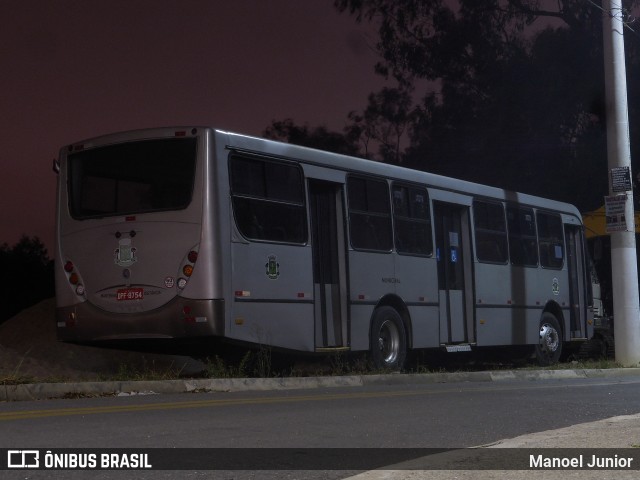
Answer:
535 313 562 366
370 306 407 371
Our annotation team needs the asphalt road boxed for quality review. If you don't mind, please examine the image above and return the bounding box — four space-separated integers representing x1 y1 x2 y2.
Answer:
2 373 640 479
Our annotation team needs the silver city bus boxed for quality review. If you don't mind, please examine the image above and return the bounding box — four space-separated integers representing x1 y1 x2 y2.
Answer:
54 127 595 369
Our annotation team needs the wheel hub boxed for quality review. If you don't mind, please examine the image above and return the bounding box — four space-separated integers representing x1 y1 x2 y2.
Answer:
539 323 559 353
378 319 400 364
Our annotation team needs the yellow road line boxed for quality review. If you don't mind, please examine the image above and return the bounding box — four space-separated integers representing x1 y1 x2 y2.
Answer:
0 379 627 422
0 389 426 422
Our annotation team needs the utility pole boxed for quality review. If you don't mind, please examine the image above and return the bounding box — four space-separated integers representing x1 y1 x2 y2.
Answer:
602 0 640 365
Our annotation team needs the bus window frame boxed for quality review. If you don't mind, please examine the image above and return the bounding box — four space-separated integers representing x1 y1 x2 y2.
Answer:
228 153 308 246
346 174 393 253
506 205 539 267
391 181 433 258
536 210 565 270
472 199 509 265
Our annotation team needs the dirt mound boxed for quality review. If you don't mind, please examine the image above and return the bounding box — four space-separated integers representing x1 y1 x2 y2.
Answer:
0 298 205 382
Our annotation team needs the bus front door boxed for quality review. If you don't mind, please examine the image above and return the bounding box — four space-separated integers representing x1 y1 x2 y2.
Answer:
309 180 348 350
434 202 475 345
565 225 588 339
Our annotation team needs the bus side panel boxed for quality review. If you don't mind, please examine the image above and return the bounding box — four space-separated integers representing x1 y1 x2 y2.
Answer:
407 305 440 348
347 305 372 351
538 266 573 339
348 250 395 351
474 263 511 345
395 255 440 348
229 242 315 351
474 263 542 346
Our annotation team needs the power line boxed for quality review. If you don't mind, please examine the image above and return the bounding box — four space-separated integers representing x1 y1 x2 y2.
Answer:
586 0 638 35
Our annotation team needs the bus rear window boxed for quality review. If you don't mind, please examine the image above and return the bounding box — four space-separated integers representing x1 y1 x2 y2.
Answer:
67 138 197 219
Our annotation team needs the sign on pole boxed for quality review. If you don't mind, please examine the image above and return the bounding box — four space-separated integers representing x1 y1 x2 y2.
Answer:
611 166 632 193
605 194 630 233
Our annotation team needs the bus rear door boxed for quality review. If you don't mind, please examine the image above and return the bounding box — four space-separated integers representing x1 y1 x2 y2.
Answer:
309 180 348 350
434 202 475 346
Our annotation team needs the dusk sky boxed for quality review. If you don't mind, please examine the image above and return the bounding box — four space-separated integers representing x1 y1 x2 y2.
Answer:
0 0 387 252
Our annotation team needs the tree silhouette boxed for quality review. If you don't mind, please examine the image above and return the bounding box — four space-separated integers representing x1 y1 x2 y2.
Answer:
0 235 54 324
267 1 640 215
263 119 362 156
331 0 639 211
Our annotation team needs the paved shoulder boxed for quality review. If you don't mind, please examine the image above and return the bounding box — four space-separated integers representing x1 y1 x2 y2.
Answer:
345 413 640 480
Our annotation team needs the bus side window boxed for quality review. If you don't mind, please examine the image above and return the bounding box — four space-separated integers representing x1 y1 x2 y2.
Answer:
347 176 392 252
507 206 538 267
537 211 564 269
392 183 433 256
229 155 307 244
473 200 508 263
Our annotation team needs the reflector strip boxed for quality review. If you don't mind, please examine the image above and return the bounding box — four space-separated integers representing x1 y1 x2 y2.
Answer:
235 290 251 297
445 345 472 353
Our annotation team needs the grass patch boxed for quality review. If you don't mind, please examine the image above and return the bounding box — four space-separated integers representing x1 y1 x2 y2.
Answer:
202 353 252 379
0 344 626 386
0 374 38 386
528 358 623 371
96 359 188 382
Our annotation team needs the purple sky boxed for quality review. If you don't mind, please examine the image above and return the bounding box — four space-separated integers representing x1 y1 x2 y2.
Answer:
0 1 387 252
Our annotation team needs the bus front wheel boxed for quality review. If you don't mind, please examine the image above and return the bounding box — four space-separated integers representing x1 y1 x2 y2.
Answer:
535 313 562 366
370 306 407 371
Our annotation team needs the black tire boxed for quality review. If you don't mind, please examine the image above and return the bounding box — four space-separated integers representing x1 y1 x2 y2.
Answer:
370 306 407 371
535 312 563 366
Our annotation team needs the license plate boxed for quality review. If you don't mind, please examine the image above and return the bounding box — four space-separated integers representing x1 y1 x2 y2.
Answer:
116 287 144 301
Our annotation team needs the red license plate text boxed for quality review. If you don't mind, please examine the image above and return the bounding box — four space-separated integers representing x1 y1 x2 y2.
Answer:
116 288 144 301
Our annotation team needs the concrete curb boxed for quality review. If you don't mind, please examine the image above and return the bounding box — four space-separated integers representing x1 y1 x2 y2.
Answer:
3 368 640 402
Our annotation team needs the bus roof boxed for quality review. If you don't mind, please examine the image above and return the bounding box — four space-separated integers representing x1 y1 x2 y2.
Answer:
219 129 582 219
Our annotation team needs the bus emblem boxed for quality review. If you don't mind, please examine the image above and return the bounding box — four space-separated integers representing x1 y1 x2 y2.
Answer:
114 238 138 267
266 255 280 280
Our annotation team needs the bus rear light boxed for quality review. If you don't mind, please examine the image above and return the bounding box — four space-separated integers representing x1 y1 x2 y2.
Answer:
176 246 199 288
64 261 74 273
69 273 79 285
75 284 85 296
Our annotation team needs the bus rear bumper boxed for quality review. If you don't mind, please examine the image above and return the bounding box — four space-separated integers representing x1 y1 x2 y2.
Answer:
55 298 225 343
